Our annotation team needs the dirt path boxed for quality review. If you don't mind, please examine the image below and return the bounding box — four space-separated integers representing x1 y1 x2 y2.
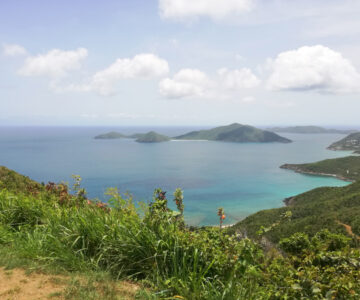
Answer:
336 220 360 240
0 267 139 300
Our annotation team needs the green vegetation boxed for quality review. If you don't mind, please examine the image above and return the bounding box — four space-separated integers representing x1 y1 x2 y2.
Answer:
94 132 128 139
175 123 292 143
280 156 360 181
328 132 360 152
1 167 360 299
231 178 360 245
268 126 355 134
135 131 171 143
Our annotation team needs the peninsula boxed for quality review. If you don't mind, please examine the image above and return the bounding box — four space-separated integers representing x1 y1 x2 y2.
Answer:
175 123 292 143
280 156 360 182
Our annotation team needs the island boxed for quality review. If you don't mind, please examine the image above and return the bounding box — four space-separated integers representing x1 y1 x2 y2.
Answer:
328 132 360 152
267 125 356 134
94 132 127 139
135 131 170 143
175 123 292 143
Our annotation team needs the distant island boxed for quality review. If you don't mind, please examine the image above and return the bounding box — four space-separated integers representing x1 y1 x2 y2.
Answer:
94 123 292 144
267 125 356 134
328 132 360 152
94 131 128 139
135 131 170 143
175 123 292 143
280 156 360 182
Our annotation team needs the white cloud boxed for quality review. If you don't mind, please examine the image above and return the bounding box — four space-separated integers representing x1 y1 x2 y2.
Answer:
2 43 27 56
242 96 255 102
159 68 211 98
19 48 88 78
159 67 260 99
218 68 260 89
159 0 254 21
91 54 169 96
267 45 360 94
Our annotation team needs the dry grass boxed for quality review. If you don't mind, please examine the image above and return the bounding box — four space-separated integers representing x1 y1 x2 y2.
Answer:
0 267 140 300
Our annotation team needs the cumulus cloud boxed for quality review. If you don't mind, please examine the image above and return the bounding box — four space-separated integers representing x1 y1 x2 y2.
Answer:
19 48 88 78
91 54 169 96
218 68 260 89
159 67 260 99
159 0 254 21
2 43 27 56
267 45 360 94
159 69 211 98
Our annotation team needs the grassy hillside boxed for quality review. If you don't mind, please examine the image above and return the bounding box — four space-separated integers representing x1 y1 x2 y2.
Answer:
0 166 40 193
1 167 360 299
280 156 360 181
175 123 292 143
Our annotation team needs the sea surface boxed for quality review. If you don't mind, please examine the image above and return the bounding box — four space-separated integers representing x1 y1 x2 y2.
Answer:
0 126 352 226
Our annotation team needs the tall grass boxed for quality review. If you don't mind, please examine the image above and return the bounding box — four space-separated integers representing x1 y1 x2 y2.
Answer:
1 184 360 299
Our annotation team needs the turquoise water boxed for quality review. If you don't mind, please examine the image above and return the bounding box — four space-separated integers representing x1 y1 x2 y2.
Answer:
0 127 351 226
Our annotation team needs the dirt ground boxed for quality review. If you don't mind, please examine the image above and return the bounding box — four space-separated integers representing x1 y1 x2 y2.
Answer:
0 267 139 300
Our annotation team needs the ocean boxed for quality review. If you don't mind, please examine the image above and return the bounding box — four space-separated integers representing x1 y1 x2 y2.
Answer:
0 126 351 226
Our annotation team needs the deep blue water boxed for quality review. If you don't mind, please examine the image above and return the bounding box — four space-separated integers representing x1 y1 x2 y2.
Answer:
0 126 352 226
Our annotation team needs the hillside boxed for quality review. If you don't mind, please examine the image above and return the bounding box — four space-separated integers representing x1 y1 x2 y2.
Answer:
268 125 355 134
175 123 292 143
328 132 360 152
1 167 360 298
94 132 127 139
135 131 170 143
280 156 360 182
231 180 360 243
0 166 40 193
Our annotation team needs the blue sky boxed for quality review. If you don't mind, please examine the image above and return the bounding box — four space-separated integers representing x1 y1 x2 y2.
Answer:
1 0 360 126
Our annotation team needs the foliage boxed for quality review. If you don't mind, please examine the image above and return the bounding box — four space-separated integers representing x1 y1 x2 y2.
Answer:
1 168 360 299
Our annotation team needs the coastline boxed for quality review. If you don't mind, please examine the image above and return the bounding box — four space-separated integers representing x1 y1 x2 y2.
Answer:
280 164 355 183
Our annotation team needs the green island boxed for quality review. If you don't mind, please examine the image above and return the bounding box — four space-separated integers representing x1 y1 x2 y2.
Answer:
175 123 292 143
1 165 360 299
94 132 128 139
267 125 356 134
328 132 360 153
135 131 170 143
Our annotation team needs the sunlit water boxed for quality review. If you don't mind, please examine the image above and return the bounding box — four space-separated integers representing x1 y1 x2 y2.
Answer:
0 127 352 226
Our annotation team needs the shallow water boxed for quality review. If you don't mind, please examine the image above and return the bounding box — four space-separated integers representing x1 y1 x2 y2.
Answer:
0 126 351 226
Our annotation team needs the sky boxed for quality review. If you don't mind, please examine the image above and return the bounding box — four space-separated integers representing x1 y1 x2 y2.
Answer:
1 0 360 127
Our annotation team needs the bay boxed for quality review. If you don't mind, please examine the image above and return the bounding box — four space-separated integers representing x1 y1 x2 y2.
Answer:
0 126 351 226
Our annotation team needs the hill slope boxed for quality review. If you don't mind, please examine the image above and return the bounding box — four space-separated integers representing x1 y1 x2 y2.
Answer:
328 132 360 152
268 125 355 134
175 123 292 143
